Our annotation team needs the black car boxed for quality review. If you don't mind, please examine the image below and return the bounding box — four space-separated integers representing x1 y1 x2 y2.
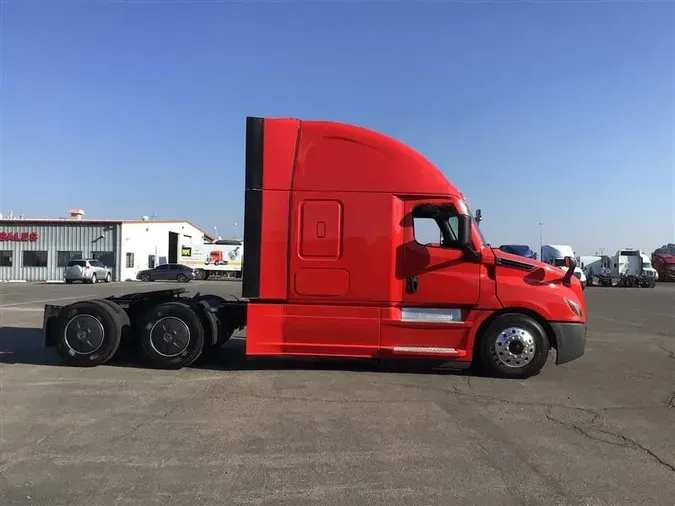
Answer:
136 263 195 283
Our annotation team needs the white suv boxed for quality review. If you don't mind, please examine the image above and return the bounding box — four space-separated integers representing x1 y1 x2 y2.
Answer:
64 259 112 284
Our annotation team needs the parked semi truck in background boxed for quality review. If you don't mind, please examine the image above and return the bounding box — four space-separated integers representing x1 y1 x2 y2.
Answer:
652 252 675 282
611 248 656 287
179 239 243 280
41 116 587 379
541 245 587 289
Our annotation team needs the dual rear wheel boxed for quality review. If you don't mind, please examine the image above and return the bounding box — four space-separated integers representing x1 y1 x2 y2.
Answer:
52 300 219 369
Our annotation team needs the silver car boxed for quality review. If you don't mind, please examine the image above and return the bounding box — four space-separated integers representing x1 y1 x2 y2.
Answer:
64 259 112 284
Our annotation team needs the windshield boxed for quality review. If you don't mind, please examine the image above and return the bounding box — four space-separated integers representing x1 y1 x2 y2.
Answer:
553 259 567 267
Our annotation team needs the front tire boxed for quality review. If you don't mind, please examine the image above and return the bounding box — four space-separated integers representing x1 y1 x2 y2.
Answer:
479 313 550 379
52 300 122 366
105 272 112 283
141 274 151 282
137 302 205 369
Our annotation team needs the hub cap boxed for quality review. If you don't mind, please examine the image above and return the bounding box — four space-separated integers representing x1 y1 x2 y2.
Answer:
149 317 190 357
64 315 105 355
494 327 536 368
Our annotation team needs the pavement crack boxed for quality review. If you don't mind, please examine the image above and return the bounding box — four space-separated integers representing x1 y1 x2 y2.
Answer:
658 342 674 360
545 408 675 473
464 376 473 390
385 379 605 416
110 402 182 442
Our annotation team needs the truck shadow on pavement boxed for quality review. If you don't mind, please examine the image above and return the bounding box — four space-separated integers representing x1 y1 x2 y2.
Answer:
0 326 486 377
0 327 63 366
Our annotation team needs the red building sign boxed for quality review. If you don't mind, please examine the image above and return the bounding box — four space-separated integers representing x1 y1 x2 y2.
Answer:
0 231 39 242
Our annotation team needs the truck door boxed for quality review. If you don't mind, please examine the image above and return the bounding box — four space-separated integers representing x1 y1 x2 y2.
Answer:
400 200 481 307
380 199 481 358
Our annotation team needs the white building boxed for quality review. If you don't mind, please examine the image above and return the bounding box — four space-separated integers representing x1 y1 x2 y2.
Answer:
119 219 213 281
0 209 212 282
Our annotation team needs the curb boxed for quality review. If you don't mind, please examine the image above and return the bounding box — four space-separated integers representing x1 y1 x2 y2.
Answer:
0 280 27 283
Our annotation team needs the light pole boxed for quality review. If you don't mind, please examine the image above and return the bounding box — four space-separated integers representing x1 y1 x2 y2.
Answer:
538 222 544 259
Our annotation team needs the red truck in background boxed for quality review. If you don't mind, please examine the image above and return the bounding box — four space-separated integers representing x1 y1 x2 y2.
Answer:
651 252 675 282
42 116 586 379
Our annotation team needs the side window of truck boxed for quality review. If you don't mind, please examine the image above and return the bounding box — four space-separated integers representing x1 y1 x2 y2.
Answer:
412 204 461 249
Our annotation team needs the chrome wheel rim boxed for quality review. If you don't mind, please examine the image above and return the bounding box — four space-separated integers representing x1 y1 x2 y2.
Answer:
494 327 536 368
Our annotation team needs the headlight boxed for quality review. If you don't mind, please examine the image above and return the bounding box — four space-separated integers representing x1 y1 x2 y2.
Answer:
565 298 583 318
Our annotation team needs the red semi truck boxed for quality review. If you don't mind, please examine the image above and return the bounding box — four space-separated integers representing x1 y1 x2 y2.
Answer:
651 252 675 282
42 116 586 379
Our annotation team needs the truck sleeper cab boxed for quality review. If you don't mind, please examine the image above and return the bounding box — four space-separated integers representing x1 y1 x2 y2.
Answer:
42 116 587 379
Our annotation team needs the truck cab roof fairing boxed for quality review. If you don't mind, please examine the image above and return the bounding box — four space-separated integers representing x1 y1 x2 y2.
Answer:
293 120 459 195
250 116 460 197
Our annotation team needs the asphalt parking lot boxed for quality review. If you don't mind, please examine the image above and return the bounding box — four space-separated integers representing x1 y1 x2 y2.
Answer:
0 281 673 506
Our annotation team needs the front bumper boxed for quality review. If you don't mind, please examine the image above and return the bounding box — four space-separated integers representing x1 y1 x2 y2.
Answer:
550 322 586 365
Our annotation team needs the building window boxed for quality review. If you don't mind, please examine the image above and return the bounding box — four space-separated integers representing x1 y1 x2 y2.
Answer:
0 250 12 267
23 251 48 267
57 251 83 267
126 252 135 268
92 251 115 267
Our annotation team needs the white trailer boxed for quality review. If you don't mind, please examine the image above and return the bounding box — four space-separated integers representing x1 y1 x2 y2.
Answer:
179 239 243 280
541 244 587 289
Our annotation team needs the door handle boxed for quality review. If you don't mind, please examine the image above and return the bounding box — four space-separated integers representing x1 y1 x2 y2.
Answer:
406 275 418 294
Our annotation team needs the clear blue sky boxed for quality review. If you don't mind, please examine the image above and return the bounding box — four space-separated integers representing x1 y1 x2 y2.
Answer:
2 0 673 255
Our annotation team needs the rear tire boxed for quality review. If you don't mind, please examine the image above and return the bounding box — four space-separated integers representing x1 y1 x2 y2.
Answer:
479 313 550 379
137 302 205 369
53 300 122 367
93 299 130 327
90 273 97 284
